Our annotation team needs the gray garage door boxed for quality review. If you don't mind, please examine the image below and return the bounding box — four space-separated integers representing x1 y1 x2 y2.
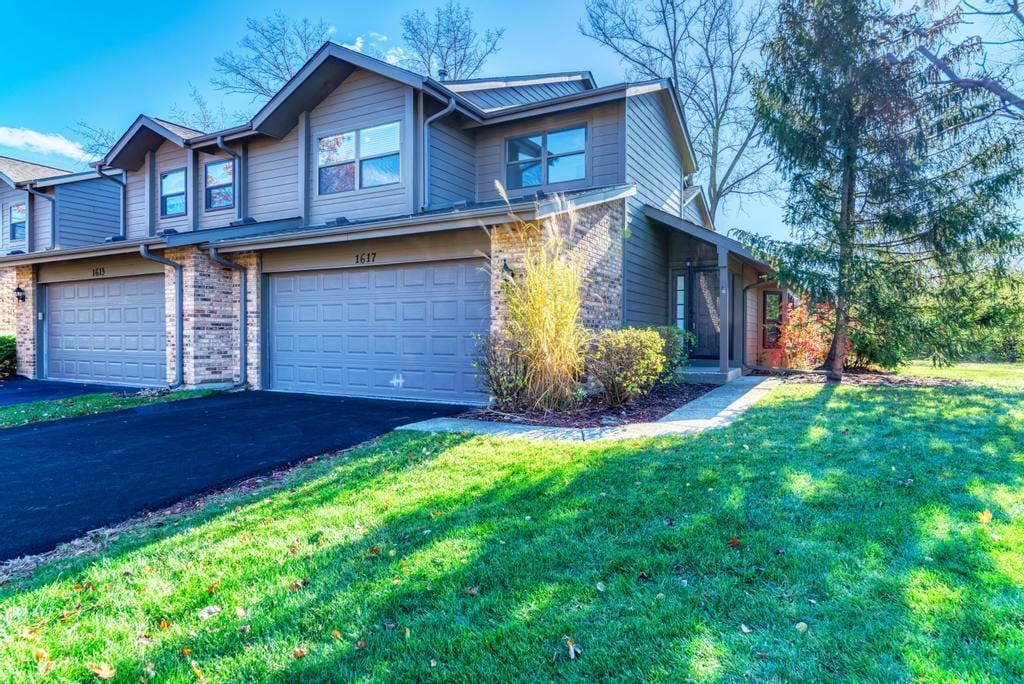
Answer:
46 275 167 386
269 259 489 403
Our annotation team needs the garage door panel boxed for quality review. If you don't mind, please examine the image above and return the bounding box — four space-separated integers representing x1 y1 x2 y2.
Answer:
270 260 489 403
46 275 166 387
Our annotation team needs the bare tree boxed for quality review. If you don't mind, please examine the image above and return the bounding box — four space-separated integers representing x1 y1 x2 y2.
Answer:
70 122 118 160
212 12 332 102
581 0 775 222
400 1 505 79
168 83 243 133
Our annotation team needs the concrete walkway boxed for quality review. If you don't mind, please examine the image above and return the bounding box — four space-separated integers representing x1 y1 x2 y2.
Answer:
400 376 780 442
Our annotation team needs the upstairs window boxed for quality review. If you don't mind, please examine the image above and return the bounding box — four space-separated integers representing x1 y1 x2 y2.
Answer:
160 169 186 217
506 125 587 190
205 159 234 211
318 121 401 195
9 203 26 241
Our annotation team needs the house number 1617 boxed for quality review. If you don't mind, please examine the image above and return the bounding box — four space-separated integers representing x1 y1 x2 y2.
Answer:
354 252 377 264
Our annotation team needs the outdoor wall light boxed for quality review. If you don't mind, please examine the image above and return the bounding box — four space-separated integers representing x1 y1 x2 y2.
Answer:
502 259 515 279
13 286 25 303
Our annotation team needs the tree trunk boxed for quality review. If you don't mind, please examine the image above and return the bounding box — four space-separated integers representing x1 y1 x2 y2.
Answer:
825 137 857 381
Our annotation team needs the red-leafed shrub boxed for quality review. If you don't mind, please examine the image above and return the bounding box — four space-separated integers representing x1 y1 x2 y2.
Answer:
778 299 832 369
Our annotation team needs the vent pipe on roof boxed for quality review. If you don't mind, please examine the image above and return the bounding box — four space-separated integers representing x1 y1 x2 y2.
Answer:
438 68 448 80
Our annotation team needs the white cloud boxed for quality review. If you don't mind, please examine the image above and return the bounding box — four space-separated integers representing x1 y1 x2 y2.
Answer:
327 25 337 35
384 46 411 66
342 36 365 52
0 126 91 163
368 32 388 42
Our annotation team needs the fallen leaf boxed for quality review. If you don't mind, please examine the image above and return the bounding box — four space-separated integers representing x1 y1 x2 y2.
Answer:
795 621 809 633
158 619 170 631
465 585 480 596
355 638 366 651
729 538 742 549
663 517 675 526
87 662 116 679
637 571 651 582
331 630 342 639
565 636 582 660
288 579 307 591
293 647 308 659
181 648 192 657
33 648 52 674
430 658 438 667
234 606 246 619
192 663 206 681
237 625 251 634
405 627 411 640
138 634 154 645
18 627 38 640
368 546 381 555
978 509 993 524
595 582 606 593
206 580 221 594
740 624 753 634
198 605 221 620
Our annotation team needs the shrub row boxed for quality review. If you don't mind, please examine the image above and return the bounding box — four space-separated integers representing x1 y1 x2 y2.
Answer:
0 335 14 379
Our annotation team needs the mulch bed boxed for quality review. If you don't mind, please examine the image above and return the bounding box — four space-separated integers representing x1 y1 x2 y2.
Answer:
458 382 717 428
777 370 970 388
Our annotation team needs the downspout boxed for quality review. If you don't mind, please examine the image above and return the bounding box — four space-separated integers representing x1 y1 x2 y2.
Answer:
215 136 243 222
24 185 55 250
96 168 128 238
140 244 184 388
421 96 456 211
207 247 247 389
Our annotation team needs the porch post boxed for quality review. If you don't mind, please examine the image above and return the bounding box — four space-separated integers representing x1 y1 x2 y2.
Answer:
718 244 730 373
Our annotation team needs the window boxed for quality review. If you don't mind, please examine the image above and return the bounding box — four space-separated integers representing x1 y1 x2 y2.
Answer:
763 291 782 349
318 121 401 195
9 203 26 241
506 125 586 190
674 272 686 329
160 169 186 217
205 159 234 211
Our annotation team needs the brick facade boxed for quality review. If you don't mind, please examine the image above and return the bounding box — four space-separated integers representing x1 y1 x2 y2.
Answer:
162 247 260 388
14 265 37 377
490 198 625 333
0 267 16 336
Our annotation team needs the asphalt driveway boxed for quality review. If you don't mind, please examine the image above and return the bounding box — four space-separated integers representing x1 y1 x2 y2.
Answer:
0 391 467 561
0 376 140 407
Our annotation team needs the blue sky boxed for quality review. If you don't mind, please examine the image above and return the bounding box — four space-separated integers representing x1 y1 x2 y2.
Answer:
0 0 786 238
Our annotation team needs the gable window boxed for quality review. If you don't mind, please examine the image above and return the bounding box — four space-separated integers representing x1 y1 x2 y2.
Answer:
318 121 401 195
205 159 234 211
506 125 587 190
9 203 26 241
763 291 783 349
160 169 187 217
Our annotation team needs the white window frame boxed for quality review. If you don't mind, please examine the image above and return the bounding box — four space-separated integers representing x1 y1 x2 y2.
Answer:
317 121 402 197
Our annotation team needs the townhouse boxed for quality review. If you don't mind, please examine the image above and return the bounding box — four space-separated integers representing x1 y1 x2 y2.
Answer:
1 43 783 403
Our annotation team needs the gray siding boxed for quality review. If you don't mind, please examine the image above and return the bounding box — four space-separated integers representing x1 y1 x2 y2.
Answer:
428 119 475 208
30 191 53 252
308 68 415 224
153 141 189 233
125 159 148 239
248 126 300 223
457 81 589 111
622 91 690 327
475 101 625 202
54 177 121 247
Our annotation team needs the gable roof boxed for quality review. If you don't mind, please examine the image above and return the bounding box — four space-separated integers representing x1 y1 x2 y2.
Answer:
100 115 201 171
0 155 70 188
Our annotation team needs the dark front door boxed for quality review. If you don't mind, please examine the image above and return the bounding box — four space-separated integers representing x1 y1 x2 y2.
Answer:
690 268 720 357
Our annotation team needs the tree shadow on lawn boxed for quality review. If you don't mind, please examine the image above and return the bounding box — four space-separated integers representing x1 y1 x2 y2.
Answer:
1 382 1022 682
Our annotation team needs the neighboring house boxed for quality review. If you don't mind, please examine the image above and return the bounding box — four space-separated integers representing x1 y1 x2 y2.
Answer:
0 43 780 402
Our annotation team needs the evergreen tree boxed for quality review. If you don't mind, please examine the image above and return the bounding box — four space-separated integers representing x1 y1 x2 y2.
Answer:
737 0 1023 378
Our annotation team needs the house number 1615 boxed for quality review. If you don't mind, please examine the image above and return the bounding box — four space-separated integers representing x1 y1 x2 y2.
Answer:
354 252 377 264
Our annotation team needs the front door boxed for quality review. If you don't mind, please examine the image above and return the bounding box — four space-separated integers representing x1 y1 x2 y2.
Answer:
690 268 720 357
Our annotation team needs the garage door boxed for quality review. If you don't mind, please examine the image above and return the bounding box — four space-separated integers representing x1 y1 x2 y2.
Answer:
269 259 489 403
46 275 166 386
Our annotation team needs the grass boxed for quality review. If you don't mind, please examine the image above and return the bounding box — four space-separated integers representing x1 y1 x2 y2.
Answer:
0 390 216 429
898 359 1024 387
1 367 1022 681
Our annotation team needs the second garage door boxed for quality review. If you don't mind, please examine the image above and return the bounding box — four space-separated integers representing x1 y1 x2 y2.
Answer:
46 275 167 386
268 259 489 403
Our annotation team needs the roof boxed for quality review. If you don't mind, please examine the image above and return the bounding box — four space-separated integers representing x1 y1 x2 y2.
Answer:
100 115 201 171
441 72 596 90
0 155 70 187
441 72 597 111
150 118 204 140
644 203 767 270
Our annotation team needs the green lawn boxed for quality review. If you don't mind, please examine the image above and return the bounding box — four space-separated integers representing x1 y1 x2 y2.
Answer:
0 390 215 429
898 360 1024 387
1 368 1022 682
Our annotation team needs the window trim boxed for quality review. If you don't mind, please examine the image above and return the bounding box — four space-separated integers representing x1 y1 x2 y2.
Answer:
9 202 27 242
160 168 188 218
763 290 783 349
204 159 235 212
316 121 402 197
504 123 588 191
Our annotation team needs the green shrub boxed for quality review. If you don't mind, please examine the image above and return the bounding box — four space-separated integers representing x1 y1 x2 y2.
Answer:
652 326 696 383
475 334 529 410
589 328 665 406
0 335 14 378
